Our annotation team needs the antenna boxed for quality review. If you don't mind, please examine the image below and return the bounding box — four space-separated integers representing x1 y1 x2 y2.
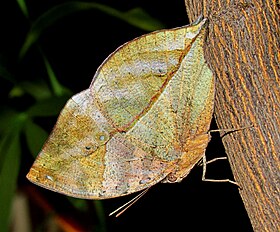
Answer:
109 187 150 217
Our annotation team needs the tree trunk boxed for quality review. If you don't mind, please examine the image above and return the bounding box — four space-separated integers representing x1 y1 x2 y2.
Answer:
184 0 280 231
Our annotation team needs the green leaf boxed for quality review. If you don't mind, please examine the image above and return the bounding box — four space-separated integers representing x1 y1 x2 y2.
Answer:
122 7 165 31
16 0 29 18
0 112 26 170
19 2 165 58
41 52 70 97
0 124 22 232
24 120 48 157
0 62 16 83
9 86 25 98
93 201 106 232
9 80 52 100
0 109 18 135
0 113 27 169
0 109 18 169
0 135 10 172
67 197 88 212
26 95 70 117
0 135 21 232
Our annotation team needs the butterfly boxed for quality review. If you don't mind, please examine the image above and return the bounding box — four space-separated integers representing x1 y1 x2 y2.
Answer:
27 17 214 199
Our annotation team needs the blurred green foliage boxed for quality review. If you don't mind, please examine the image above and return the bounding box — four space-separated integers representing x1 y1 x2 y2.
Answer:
0 1 164 231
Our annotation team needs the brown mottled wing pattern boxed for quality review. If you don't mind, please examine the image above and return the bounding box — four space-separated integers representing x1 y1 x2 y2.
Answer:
26 18 214 199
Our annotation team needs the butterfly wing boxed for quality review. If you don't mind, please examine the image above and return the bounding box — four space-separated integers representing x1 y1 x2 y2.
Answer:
27 18 213 199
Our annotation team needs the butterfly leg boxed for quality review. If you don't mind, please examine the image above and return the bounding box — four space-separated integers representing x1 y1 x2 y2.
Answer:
198 156 227 166
201 155 240 187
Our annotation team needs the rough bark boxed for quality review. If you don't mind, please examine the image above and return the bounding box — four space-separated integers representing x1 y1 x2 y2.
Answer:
184 0 280 231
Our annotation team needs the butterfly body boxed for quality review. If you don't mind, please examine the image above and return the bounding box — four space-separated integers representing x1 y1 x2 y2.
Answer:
27 18 214 199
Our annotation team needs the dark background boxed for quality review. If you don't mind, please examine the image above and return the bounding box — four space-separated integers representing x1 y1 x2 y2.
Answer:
0 1 253 231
